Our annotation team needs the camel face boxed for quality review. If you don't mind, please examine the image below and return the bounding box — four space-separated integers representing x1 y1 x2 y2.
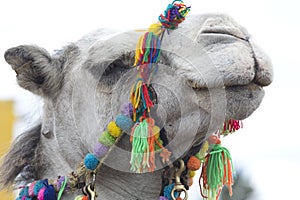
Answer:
2 14 272 196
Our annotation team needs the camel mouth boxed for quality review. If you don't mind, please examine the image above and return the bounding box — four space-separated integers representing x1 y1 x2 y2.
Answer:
191 81 265 120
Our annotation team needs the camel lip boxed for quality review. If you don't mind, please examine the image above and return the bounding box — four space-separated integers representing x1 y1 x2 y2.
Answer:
189 82 263 90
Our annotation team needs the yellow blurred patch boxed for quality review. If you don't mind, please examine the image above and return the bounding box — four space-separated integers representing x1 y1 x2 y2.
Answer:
0 100 15 199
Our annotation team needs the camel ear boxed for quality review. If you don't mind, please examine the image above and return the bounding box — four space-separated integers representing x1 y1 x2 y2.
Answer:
4 44 78 98
0 124 42 189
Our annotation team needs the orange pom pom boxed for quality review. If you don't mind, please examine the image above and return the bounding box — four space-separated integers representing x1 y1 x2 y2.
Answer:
187 156 201 171
176 197 183 200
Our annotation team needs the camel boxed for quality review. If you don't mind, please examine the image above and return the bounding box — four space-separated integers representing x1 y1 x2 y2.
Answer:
0 13 272 200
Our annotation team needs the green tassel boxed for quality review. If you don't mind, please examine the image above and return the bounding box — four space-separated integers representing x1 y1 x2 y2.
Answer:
130 119 150 172
200 144 234 199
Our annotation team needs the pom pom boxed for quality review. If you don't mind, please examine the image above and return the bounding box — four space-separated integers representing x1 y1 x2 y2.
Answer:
176 197 183 200
99 131 116 147
163 183 179 200
18 186 29 198
43 184 56 200
93 142 109 158
159 196 168 200
33 180 47 196
37 187 46 200
116 114 134 133
120 102 133 117
84 153 99 170
187 156 201 171
107 121 122 138
152 125 160 139
188 170 196 178
28 181 36 196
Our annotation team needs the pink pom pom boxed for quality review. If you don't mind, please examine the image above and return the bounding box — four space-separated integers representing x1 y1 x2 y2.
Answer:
28 181 36 196
38 187 46 200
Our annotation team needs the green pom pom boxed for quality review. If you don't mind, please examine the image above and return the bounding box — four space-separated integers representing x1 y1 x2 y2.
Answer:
99 131 116 147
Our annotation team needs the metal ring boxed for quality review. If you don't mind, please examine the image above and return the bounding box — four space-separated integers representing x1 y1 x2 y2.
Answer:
171 187 188 200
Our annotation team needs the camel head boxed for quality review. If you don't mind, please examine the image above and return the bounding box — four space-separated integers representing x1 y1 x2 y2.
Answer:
1 14 272 199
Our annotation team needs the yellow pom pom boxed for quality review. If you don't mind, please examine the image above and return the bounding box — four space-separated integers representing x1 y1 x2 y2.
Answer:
152 126 160 139
107 121 122 138
188 170 196 178
148 23 162 35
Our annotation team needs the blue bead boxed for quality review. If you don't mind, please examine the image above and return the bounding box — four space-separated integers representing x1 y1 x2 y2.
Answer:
84 153 99 170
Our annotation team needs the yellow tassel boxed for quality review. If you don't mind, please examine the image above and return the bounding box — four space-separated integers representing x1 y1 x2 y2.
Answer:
134 35 145 66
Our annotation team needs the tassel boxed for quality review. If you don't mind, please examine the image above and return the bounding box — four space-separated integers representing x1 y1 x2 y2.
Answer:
158 0 190 29
130 119 150 172
134 32 161 68
220 119 242 135
130 81 155 122
200 136 234 200
130 118 159 172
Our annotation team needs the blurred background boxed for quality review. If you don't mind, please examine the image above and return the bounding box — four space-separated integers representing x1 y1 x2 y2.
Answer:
0 0 299 199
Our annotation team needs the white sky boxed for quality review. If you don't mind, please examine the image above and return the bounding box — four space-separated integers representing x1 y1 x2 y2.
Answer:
0 0 300 199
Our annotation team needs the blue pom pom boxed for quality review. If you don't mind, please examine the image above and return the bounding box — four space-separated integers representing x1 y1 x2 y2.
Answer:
43 184 56 200
33 180 47 196
115 114 134 133
18 186 29 198
163 183 179 200
84 153 99 170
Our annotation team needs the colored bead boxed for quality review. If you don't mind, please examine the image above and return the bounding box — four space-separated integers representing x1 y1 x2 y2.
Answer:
93 142 109 158
187 156 201 171
84 153 99 170
99 131 116 147
188 170 196 178
107 121 122 138
115 114 134 133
